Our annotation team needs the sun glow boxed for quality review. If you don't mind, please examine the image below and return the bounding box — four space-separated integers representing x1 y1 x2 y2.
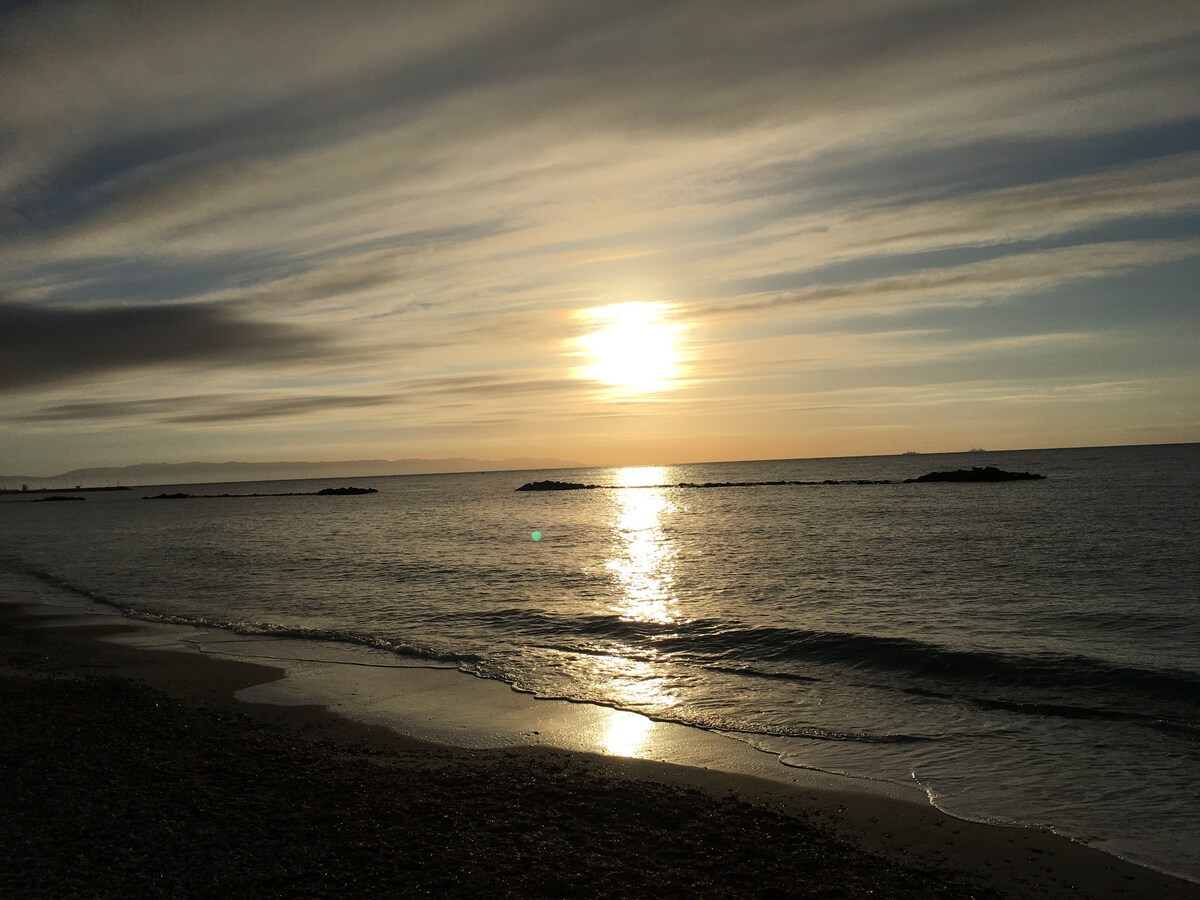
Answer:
576 302 685 395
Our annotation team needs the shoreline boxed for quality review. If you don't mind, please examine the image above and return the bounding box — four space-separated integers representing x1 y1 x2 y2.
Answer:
2 573 1197 897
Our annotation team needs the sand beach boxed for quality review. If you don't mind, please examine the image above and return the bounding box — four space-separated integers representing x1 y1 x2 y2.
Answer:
2 572 1197 899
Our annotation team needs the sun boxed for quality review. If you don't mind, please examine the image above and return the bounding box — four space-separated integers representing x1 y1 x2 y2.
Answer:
576 302 685 395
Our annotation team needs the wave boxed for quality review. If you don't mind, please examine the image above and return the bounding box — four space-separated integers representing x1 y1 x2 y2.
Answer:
458 607 1200 724
11 559 1198 733
705 664 823 683
655 624 1200 710
714 724 932 743
504 681 932 744
130 610 476 667
461 606 1200 712
8 561 940 747
6 562 478 668
901 686 1200 734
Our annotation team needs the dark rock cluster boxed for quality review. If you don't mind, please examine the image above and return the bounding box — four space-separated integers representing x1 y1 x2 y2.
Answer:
904 467 1045 483
518 470 1046 492
144 487 379 500
516 480 595 491
675 479 894 488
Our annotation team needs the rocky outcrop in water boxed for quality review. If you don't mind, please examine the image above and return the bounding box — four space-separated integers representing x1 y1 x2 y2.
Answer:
517 469 1047 492
145 487 379 500
904 466 1045 483
675 479 893 488
518 478 898 491
516 481 595 491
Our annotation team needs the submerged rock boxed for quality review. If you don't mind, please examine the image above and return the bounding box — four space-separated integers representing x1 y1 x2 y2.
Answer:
31 495 85 502
904 466 1045 483
315 487 378 495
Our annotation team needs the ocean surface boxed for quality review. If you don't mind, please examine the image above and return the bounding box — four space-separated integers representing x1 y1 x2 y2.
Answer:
2 443 1198 880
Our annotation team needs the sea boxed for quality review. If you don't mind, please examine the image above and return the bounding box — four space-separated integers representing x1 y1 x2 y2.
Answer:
2 443 1198 881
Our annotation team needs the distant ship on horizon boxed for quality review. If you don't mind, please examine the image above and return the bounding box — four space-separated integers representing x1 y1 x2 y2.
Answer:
902 448 987 456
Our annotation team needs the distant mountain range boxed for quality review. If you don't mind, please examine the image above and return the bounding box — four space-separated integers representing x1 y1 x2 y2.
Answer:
0 457 583 489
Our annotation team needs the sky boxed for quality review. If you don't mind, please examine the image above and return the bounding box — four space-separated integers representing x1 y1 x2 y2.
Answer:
2 0 1199 474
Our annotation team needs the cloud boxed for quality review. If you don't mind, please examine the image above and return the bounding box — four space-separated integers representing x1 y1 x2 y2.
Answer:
13 392 393 425
5 3 1195 243
712 239 1200 315
0 299 335 392
709 153 1200 279
4 2 1195 331
1 1 1197 470
12 373 586 428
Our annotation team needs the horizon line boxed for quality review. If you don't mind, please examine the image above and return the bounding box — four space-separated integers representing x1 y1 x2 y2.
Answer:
2 439 1194 490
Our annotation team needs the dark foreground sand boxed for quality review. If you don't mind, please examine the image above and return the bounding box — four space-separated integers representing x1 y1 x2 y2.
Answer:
2 602 1196 899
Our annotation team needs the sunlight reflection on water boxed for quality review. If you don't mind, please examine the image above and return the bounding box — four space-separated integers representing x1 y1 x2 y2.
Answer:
581 651 678 713
607 466 678 626
569 466 685 720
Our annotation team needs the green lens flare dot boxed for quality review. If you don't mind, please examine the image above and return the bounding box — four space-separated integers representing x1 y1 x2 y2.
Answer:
530 530 542 542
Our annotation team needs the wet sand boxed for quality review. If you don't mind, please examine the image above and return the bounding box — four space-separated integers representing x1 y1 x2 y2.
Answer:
1 594 1197 898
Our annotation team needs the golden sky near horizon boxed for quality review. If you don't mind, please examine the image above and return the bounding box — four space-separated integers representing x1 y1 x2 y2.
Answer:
2 1 1199 473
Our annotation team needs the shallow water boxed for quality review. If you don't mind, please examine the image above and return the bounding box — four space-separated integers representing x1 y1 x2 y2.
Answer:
3 443 1198 879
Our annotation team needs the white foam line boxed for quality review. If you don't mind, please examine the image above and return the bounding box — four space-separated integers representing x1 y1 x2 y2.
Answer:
194 645 458 671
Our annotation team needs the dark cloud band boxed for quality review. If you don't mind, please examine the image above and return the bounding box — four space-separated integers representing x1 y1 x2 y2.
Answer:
0 300 331 392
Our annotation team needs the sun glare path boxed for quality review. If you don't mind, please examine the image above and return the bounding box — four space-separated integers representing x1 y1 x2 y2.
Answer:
576 301 686 395
606 466 680 627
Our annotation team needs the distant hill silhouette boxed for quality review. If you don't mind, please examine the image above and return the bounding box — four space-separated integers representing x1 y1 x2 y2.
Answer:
2 457 581 489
